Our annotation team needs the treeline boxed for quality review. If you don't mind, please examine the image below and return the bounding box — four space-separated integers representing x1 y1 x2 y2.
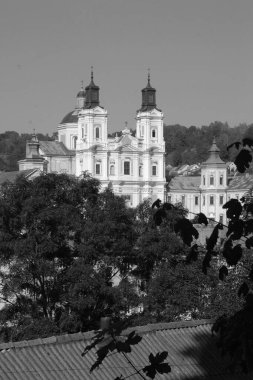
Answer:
0 131 55 171
164 121 253 166
1 121 253 171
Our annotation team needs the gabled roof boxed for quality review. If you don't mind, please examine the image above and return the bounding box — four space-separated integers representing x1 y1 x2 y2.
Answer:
0 169 39 185
228 174 253 191
39 141 75 156
169 176 201 191
0 319 250 379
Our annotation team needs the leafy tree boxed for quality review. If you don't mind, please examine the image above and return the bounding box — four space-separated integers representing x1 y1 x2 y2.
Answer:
0 172 138 339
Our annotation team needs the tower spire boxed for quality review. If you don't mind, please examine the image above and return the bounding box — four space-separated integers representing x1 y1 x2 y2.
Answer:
91 66 94 82
84 67 100 109
147 68 150 86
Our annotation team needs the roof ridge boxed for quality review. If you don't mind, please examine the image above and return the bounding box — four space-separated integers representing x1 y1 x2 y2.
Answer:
0 319 215 351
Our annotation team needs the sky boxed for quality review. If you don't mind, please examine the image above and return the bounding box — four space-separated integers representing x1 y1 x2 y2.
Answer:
1 0 253 135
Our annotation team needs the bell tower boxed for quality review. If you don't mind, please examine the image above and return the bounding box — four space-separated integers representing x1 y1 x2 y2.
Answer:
136 70 164 148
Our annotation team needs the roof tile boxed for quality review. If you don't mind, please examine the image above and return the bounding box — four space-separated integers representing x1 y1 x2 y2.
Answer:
0 320 251 379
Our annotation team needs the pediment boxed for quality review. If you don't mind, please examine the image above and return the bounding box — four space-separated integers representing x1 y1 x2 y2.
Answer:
150 109 162 116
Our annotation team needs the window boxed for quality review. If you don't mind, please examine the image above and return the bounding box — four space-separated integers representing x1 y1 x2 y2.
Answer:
219 215 223 224
82 128 84 138
124 161 130 175
219 195 224 205
95 163 101 175
151 129 156 138
220 175 223 185
95 127 100 139
168 196 172 203
110 165 115 175
152 165 157 176
140 125 144 137
203 195 205 206
210 175 214 185
73 136 77 149
181 195 185 206
195 196 199 206
210 196 214 205
203 176 205 186
139 165 143 177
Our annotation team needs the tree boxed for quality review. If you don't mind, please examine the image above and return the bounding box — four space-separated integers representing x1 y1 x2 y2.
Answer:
0 172 139 339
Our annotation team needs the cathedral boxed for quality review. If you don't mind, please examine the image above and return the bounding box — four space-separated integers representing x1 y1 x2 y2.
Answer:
19 70 166 207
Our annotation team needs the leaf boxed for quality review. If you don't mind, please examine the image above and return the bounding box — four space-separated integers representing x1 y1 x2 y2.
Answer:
153 208 166 226
219 265 228 281
246 237 253 249
242 137 253 147
196 212 208 226
238 282 249 297
223 243 242 266
226 220 244 240
206 224 220 251
227 141 241 151
244 203 253 214
152 199 162 209
234 149 252 173
143 352 171 379
222 199 242 220
244 219 253 235
174 218 199 246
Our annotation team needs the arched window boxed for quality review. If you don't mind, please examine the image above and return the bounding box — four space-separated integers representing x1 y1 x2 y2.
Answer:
203 175 205 185
139 165 143 177
110 165 115 176
124 161 130 175
220 175 223 185
210 175 214 185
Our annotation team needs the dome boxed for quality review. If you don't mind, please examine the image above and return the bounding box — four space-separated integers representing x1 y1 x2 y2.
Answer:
76 89 86 98
60 110 79 124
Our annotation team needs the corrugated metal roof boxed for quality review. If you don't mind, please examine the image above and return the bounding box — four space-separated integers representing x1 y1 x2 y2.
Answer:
0 319 251 380
39 141 75 156
0 169 38 185
169 176 201 191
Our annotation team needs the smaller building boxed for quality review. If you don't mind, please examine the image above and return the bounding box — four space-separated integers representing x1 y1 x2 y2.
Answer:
168 139 253 224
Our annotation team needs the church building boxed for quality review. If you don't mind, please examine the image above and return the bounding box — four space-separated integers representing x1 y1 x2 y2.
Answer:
19 71 166 207
168 138 253 224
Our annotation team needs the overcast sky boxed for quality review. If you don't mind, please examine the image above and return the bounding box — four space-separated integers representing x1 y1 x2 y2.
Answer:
1 0 253 135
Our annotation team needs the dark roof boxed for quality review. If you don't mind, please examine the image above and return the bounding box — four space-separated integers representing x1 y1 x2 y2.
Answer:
0 169 38 185
202 138 226 167
228 174 253 190
169 176 201 191
60 110 79 124
39 141 75 156
0 319 250 380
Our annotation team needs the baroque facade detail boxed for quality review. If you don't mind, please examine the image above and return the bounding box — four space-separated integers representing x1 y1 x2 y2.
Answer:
19 71 166 207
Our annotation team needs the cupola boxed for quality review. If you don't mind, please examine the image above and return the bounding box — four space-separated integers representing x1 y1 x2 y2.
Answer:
76 81 86 109
84 67 100 109
139 70 157 111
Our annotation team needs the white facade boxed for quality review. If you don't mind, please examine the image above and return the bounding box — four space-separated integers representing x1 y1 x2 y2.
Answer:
168 139 251 224
19 73 166 207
